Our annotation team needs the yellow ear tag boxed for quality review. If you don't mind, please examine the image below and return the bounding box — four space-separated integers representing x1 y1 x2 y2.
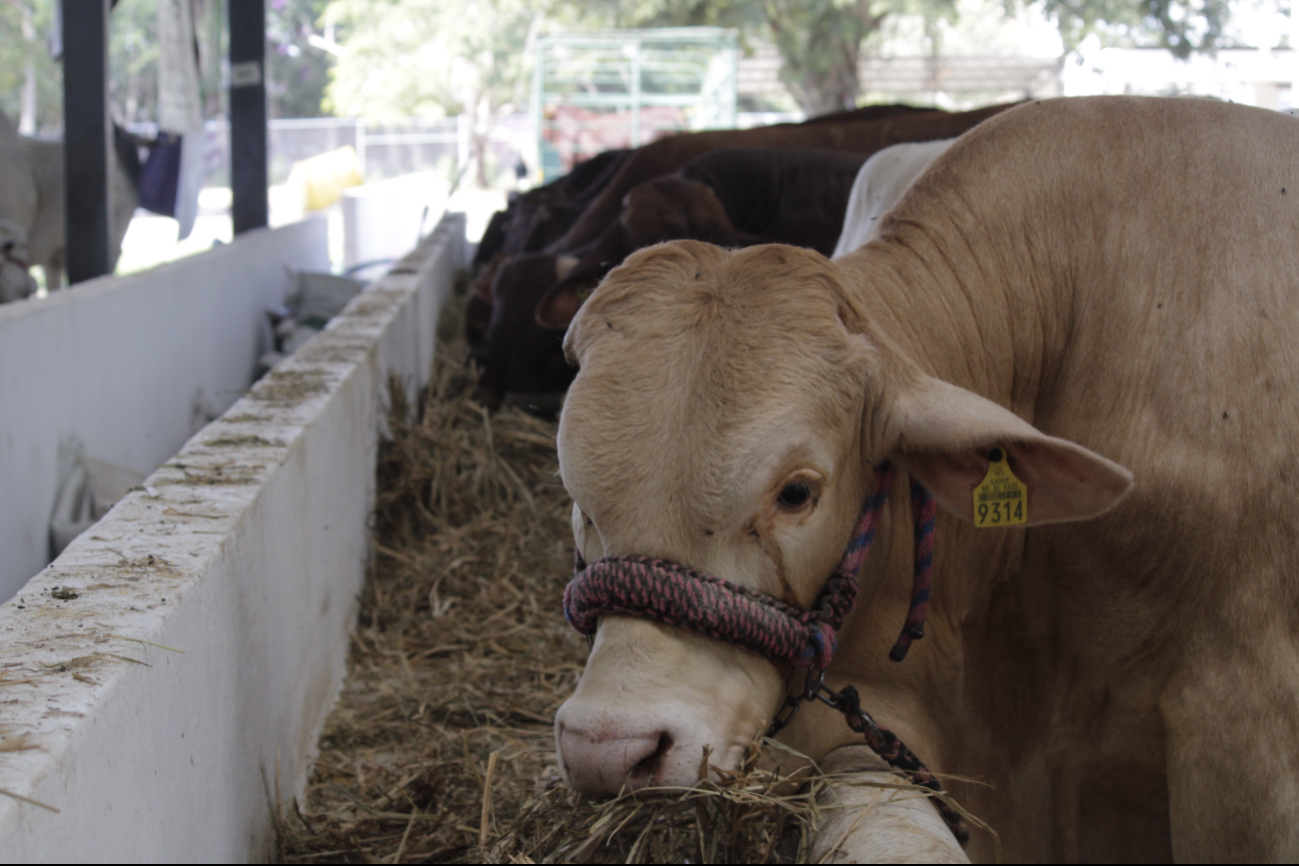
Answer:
973 447 1027 527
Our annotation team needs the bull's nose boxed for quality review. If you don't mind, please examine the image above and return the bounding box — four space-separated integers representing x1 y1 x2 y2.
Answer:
557 724 675 797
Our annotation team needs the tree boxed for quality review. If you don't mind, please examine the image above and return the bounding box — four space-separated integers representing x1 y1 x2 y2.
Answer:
323 0 547 185
325 0 1236 183
578 0 1230 114
0 0 59 133
766 0 908 115
1039 0 1229 58
266 0 334 118
110 0 160 124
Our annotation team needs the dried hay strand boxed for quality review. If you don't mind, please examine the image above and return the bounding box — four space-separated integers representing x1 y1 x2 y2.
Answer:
276 285 584 863
485 744 994 864
275 286 983 864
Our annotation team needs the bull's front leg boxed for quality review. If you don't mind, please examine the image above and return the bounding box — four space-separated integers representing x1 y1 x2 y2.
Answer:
811 745 970 864
1162 652 1299 861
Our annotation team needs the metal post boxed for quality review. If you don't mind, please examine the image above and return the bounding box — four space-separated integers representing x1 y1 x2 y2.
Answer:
61 0 111 284
229 0 268 234
355 116 367 177
532 39 545 181
630 38 642 148
457 114 470 181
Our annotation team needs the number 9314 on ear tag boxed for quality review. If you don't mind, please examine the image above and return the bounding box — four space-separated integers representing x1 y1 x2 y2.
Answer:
973 447 1027 527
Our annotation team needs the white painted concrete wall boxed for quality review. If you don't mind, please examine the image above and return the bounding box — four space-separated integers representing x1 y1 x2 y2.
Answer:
342 172 448 269
0 213 465 862
0 219 329 604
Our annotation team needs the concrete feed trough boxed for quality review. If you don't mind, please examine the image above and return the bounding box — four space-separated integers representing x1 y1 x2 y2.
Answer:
0 218 330 603
0 214 465 861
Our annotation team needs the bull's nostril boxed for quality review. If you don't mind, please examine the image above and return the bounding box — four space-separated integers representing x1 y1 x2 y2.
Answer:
628 732 674 783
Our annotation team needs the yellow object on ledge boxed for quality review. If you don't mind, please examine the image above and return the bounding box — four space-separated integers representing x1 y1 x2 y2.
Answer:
288 146 365 211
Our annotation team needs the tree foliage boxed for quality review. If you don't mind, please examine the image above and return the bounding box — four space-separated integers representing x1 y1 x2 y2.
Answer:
323 0 543 120
767 0 918 114
266 0 333 118
110 0 160 123
324 0 551 183
0 0 1238 151
0 0 328 132
0 0 59 132
1040 0 1229 57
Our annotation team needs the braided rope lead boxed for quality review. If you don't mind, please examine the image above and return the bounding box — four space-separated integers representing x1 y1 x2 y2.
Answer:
833 684 971 847
889 478 937 662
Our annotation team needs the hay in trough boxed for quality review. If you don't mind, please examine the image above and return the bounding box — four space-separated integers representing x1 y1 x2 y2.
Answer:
275 288 968 864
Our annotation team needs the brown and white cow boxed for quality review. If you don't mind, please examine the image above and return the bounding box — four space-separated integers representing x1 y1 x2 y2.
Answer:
552 96 1299 862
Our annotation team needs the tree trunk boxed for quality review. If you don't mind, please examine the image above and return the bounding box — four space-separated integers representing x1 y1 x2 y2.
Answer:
467 93 493 189
764 0 885 117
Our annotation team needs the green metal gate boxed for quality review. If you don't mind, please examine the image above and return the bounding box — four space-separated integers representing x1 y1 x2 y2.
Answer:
531 28 739 181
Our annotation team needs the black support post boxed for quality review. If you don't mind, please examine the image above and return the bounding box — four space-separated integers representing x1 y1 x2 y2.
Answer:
61 0 112 284
229 0 268 235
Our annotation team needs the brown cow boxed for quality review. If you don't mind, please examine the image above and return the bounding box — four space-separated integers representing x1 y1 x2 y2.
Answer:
481 147 865 396
548 102 1014 255
473 148 635 273
475 252 574 396
496 103 937 266
477 104 1014 398
471 105 950 328
535 147 869 330
552 97 1299 861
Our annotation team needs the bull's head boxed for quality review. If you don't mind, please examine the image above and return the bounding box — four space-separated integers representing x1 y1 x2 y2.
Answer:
553 240 1131 796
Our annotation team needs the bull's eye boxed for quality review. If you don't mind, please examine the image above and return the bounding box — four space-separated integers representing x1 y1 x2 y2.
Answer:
777 481 813 509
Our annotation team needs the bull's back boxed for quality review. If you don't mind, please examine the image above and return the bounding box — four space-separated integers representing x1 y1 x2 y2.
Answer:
887 98 1299 468
1033 101 1299 495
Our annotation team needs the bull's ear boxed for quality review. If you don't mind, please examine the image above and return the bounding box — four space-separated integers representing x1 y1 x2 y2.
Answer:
536 274 590 330
890 376 1133 525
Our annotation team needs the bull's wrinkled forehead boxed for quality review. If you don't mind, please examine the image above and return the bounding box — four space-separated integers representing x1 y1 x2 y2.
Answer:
558 241 868 545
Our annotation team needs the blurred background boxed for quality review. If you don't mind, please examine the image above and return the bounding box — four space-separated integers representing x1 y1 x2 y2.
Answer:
0 0 1293 276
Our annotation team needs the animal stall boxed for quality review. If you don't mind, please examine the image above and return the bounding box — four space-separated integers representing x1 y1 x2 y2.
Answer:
275 257 957 864
0 214 465 861
0 218 330 604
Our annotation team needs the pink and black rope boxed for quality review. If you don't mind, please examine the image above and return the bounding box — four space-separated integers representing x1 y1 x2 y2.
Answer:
564 463 936 667
889 477 936 662
565 554 857 669
561 463 964 845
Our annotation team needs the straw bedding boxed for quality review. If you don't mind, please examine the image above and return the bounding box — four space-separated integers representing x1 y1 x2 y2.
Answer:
274 287 952 864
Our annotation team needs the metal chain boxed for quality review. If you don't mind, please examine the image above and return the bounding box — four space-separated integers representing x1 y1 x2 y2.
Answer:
764 668 970 848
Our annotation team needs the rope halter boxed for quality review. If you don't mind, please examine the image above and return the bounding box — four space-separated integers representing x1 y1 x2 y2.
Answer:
561 461 971 848
564 462 934 667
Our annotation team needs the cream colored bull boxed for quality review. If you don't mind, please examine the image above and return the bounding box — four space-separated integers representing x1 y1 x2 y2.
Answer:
552 96 1299 862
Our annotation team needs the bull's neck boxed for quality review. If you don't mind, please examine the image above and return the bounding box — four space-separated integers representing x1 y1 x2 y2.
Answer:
839 218 1072 419
833 202 1076 704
